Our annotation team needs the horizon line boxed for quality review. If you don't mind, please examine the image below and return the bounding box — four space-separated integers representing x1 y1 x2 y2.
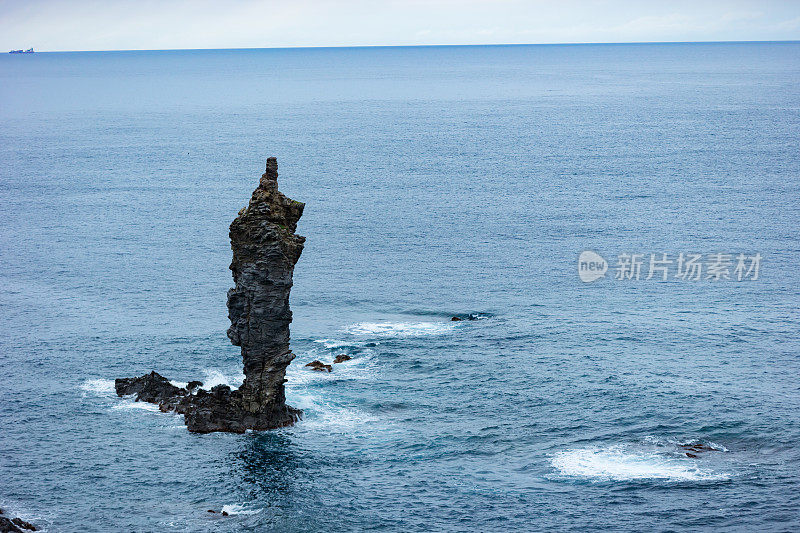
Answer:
11 39 800 54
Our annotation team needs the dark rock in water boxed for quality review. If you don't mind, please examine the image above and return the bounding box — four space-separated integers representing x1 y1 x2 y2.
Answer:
223 156 305 430
10 519 36 532
115 157 305 433
187 380 203 391
0 517 22 533
207 510 216 514
333 354 352 363
115 371 185 404
679 442 719 454
182 385 248 433
679 441 723 458
450 316 462 321
305 360 332 372
0 512 37 532
221 511 229 517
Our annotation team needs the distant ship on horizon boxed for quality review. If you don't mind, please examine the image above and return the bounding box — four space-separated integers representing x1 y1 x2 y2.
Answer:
9 48 34 54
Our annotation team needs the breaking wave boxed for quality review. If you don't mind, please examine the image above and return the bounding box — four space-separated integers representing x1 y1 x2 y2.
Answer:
551 444 730 482
200 368 243 389
220 503 261 516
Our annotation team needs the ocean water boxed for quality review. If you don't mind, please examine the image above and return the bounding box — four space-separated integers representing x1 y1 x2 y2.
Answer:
0 42 799 531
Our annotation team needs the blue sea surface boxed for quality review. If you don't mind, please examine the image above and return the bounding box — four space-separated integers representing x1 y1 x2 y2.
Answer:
1 43 799 531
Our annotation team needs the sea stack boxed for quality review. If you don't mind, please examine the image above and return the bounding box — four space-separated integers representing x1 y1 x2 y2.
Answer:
115 157 305 433
223 156 305 430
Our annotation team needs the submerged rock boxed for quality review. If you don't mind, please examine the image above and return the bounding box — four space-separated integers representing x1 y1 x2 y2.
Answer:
305 360 332 372
679 442 721 458
333 354 351 364
115 157 305 433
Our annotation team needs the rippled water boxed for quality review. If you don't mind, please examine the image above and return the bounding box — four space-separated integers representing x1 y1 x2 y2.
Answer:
1 43 799 531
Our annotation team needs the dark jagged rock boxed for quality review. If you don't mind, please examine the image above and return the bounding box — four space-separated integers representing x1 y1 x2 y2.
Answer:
0 517 22 533
115 157 305 433
223 156 305 430
333 354 351 364
305 360 332 372
115 371 185 404
0 510 37 532
450 316 462 321
10 519 36 532
182 385 247 433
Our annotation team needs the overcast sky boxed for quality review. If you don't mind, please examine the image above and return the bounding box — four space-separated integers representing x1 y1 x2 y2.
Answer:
1 0 799 52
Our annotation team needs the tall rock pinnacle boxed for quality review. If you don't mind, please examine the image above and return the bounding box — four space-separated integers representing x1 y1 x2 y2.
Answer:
225 156 305 429
115 158 305 433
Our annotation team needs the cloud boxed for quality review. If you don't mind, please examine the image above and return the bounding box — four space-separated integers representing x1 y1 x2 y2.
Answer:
0 0 798 51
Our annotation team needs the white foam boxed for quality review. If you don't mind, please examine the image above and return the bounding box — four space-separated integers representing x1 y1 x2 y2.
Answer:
0 503 49 533
285 366 322 386
79 378 115 394
551 445 730 482
643 435 729 452
201 368 244 389
343 321 455 337
287 349 377 386
286 390 380 431
111 399 161 412
169 380 188 389
313 338 360 349
221 504 261 516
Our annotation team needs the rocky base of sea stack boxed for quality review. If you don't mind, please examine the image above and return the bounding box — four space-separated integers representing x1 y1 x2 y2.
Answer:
115 372 301 433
